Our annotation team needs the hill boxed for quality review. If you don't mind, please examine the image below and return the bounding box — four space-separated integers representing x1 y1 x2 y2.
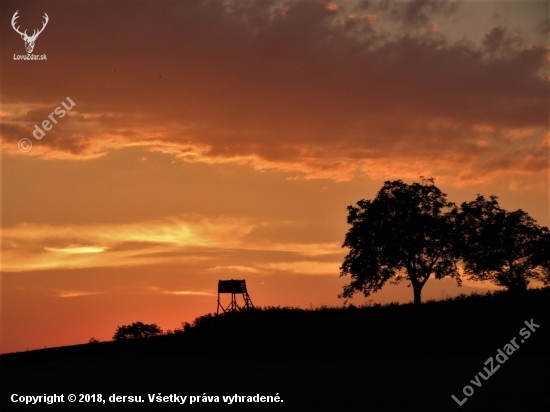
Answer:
2 289 549 409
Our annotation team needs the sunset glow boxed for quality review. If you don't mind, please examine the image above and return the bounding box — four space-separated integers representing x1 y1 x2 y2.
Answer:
1 0 548 354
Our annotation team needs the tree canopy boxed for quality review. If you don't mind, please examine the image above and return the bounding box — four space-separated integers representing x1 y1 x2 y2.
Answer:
339 178 460 305
456 195 550 291
112 321 163 340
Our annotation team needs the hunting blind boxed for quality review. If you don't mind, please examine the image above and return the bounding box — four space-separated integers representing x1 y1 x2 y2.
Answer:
216 279 254 314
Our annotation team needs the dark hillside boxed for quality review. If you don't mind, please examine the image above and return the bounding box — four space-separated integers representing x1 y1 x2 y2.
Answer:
2 289 549 410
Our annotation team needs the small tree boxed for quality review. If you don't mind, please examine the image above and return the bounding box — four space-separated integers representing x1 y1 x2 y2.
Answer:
457 195 549 291
339 178 461 305
112 321 163 341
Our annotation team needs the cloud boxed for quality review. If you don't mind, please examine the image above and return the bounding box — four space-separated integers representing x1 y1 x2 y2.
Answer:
161 290 216 296
2 216 341 272
2 216 252 271
260 260 340 275
55 290 105 298
207 265 260 273
44 245 109 254
375 0 458 29
1 0 547 185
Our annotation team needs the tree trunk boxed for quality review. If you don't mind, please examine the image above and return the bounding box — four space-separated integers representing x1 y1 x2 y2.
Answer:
505 267 528 293
508 277 528 293
413 284 422 305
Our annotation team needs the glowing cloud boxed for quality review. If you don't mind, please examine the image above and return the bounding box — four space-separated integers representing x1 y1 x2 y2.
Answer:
161 290 216 296
45 246 108 254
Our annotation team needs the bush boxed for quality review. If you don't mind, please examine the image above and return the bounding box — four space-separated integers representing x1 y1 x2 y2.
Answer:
113 321 163 341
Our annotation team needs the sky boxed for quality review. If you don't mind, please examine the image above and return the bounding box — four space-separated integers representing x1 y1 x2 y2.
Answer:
1 0 548 353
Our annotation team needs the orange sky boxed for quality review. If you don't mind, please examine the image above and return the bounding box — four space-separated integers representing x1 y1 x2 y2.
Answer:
1 0 548 353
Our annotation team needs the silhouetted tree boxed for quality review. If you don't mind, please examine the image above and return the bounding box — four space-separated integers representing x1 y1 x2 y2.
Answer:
532 229 550 284
112 321 163 340
457 195 550 291
339 178 460 305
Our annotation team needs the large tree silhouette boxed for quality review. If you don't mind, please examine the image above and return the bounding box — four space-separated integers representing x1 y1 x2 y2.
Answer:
339 178 460 305
456 195 550 291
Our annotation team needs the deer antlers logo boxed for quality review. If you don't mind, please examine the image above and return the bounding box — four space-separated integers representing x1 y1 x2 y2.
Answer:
11 11 49 54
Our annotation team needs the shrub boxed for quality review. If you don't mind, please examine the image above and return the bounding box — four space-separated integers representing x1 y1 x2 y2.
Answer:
113 321 163 341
